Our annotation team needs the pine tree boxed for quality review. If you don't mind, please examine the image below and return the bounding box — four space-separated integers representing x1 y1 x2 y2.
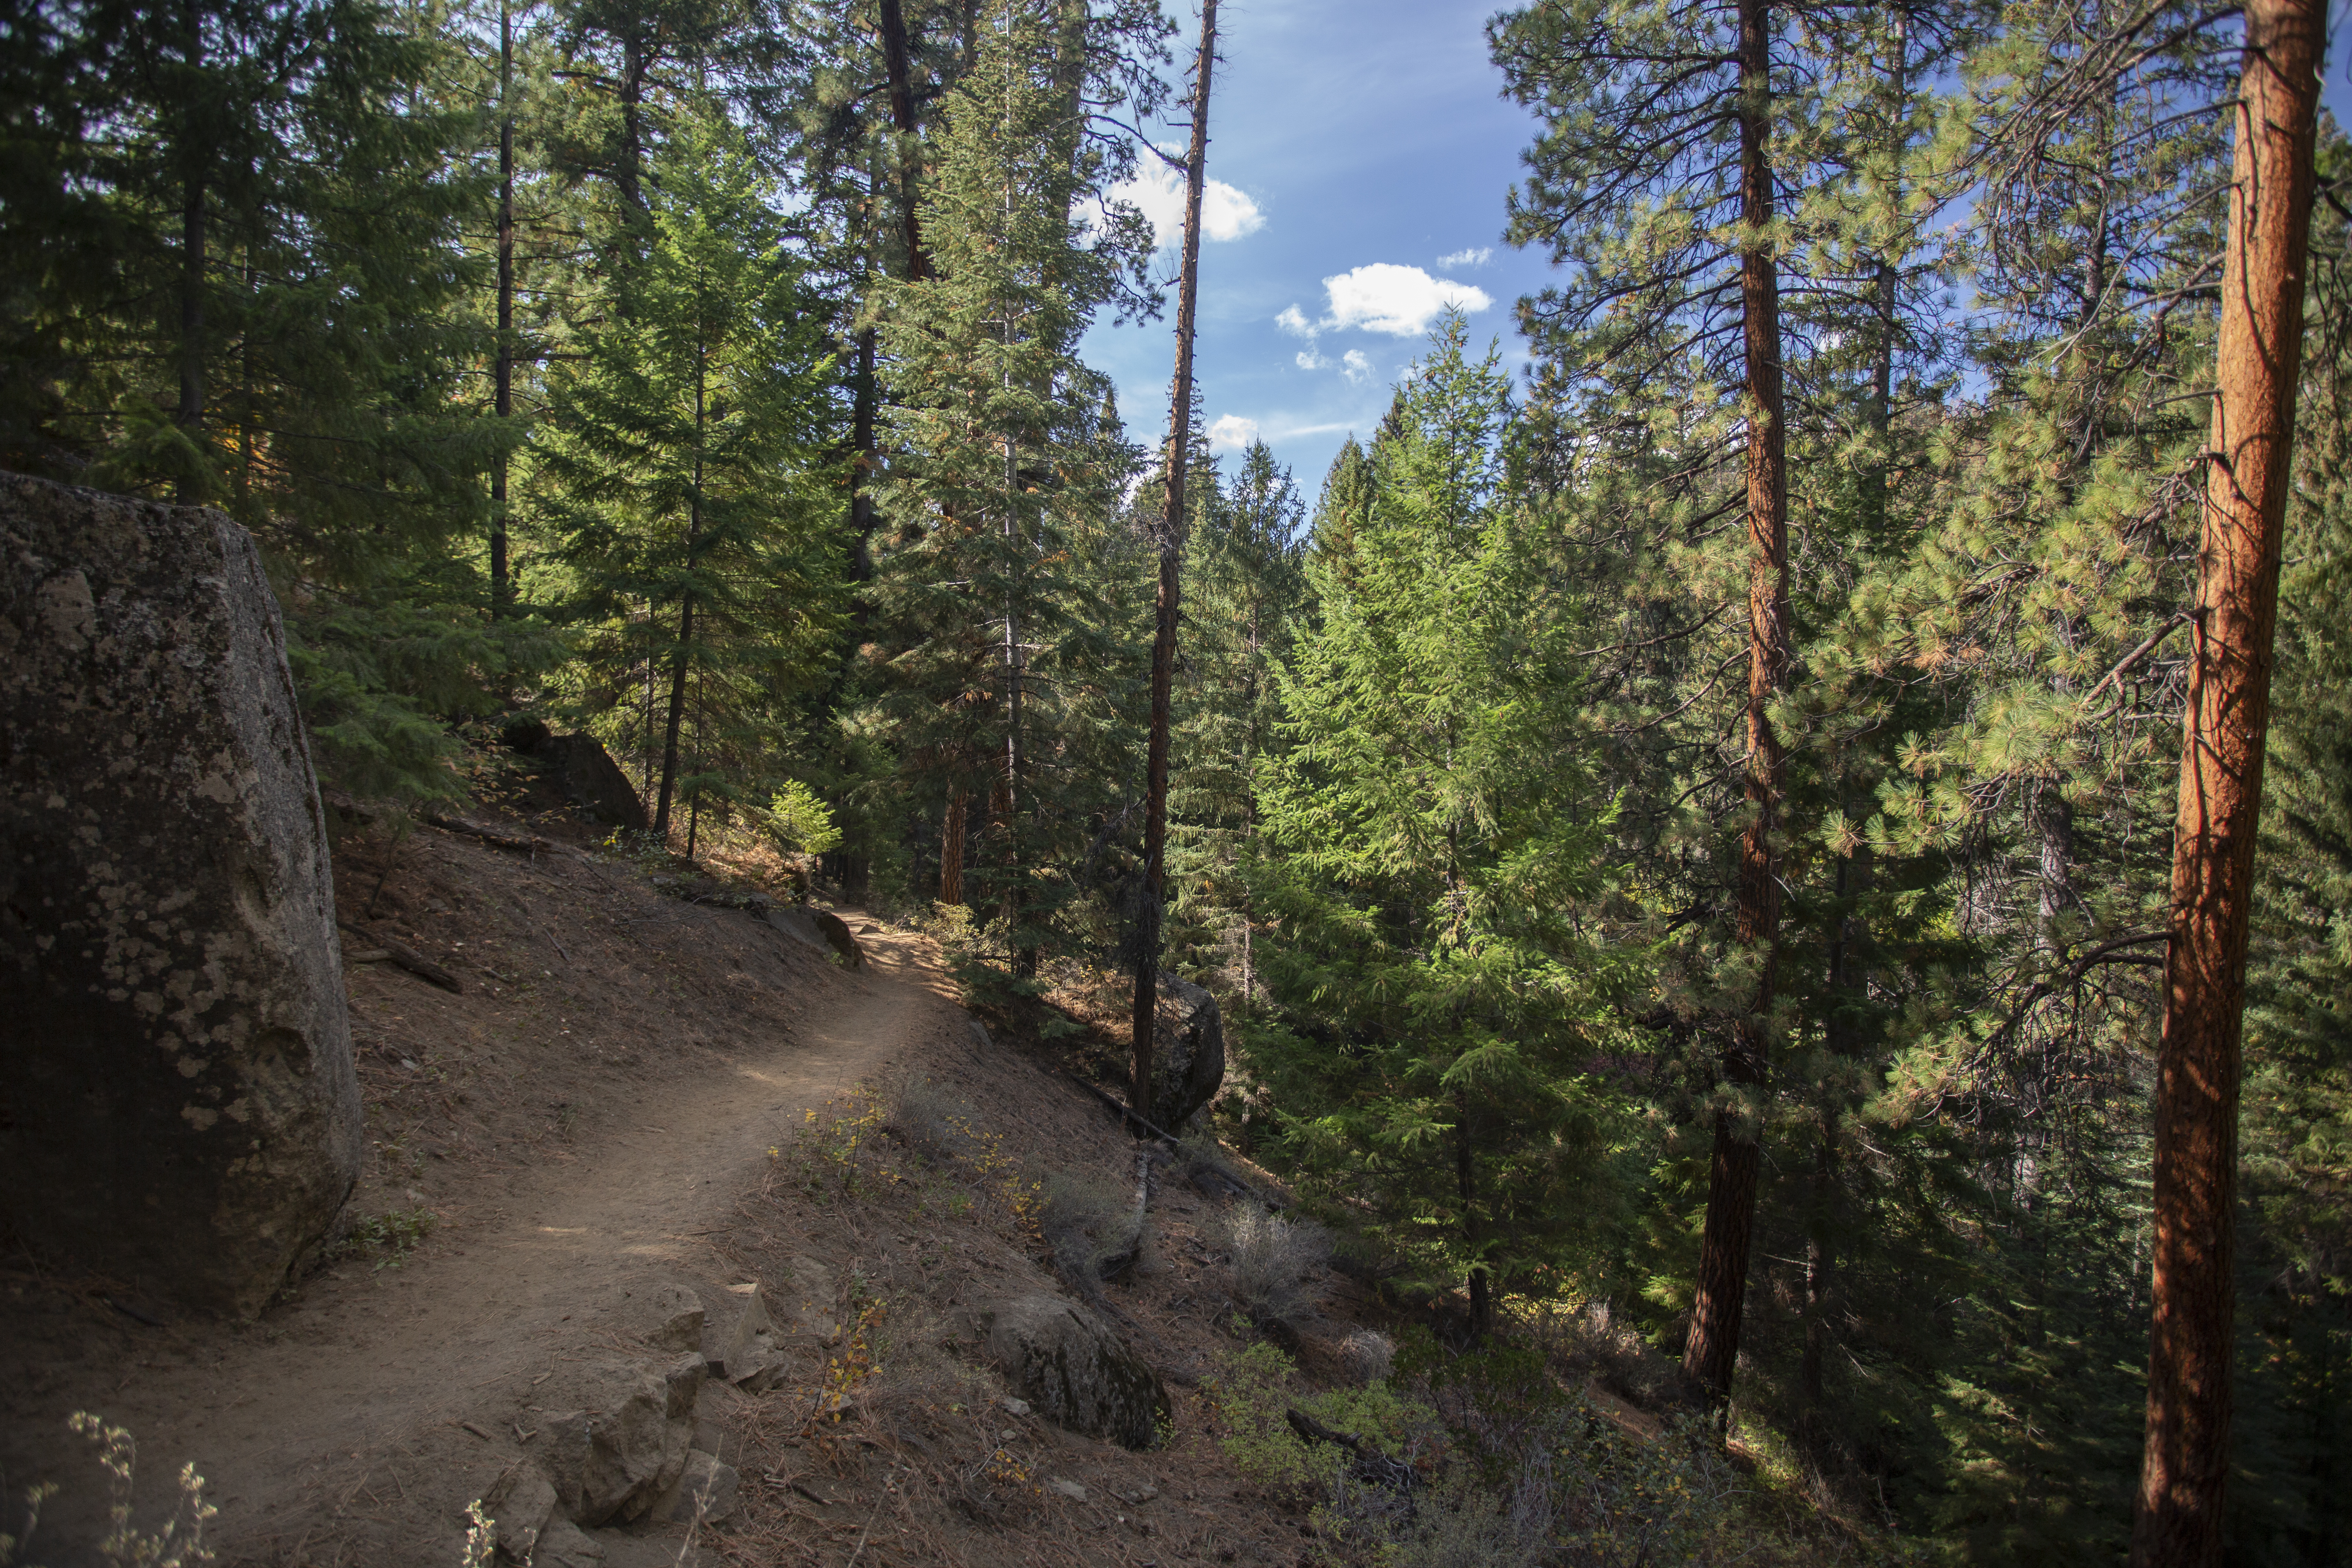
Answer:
0 0 560 799
864 0 1148 974
1165 439 1307 1016
1249 317 1631 1338
1492 0 1815 1403
536 109 845 841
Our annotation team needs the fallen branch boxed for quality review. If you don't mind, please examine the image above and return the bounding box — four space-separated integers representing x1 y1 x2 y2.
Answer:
423 812 552 855
1065 1074 1284 1209
341 921 465 995
1096 1147 1155 1282
1285 1408 1418 1497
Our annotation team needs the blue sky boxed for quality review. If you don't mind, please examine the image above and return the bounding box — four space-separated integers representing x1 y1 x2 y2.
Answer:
1081 0 1556 506
1083 0 2352 513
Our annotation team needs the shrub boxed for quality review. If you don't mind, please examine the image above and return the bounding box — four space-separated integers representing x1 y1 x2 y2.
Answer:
887 1078 979 1165
1221 1205 1332 1333
1205 1339 1438 1501
0 1414 217 1568
766 780 842 858
1038 1166 1137 1289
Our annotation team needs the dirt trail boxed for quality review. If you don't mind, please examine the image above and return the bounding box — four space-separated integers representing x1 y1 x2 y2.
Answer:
2 918 961 1568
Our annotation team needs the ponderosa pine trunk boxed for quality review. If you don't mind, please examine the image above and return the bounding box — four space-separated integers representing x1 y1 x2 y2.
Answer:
1131 0 1218 1125
653 361 707 842
940 786 966 905
174 0 206 504
878 0 930 281
490 0 514 618
2132 4 2320 1560
1682 0 1788 1410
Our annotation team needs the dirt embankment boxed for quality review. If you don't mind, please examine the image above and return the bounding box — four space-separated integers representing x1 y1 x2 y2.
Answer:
0 812 1398 1568
0 818 943 1565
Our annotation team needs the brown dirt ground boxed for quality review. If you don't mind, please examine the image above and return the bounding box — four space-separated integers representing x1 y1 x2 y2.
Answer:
0 807 1413 1568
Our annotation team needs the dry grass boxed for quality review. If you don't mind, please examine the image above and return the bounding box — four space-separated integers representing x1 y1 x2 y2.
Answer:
1220 1206 1333 1337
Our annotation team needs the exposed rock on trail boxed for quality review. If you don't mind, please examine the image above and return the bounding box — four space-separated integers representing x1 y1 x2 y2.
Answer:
981 1292 1169 1450
0 470 360 1316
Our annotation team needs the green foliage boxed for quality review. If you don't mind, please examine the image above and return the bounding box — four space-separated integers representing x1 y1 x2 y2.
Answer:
1245 315 1637 1323
1204 1338 1437 1500
768 780 844 858
337 1204 438 1271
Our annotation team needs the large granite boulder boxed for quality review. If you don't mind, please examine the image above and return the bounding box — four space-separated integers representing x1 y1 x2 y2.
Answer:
0 471 361 1316
505 722 649 831
1149 974 1225 1128
981 1293 1167 1450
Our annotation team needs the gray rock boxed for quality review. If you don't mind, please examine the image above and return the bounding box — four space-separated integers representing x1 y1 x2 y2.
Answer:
968 1017 993 1050
533 1518 607 1568
1148 974 1226 1128
643 1283 704 1353
539 732 647 831
1049 1478 1088 1501
483 1460 557 1562
777 1256 840 1343
765 904 829 954
807 909 863 968
718 1285 784 1391
660 1450 739 1526
0 471 361 1316
981 1294 1168 1451
539 1355 699 1526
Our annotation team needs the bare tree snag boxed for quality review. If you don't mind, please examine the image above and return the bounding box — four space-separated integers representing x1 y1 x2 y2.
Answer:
2133 4 2320 1561
1682 0 1788 1410
1131 0 1218 1127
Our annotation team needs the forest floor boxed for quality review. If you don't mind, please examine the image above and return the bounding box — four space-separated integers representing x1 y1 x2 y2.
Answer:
0 785 1853 1568
0 794 1541 1568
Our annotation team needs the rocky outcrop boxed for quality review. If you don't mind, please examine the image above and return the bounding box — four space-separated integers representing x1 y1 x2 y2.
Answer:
981 1293 1167 1451
539 1352 706 1526
503 722 648 831
766 905 862 969
0 470 361 1316
1149 974 1225 1128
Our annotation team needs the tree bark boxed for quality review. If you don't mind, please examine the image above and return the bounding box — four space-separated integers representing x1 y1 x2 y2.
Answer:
653 353 707 842
2132 3 2320 1560
1683 0 1788 1410
491 0 514 618
174 0 207 504
878 0 930 281
1457 1095 1491 1340
1130 0 1217 1126
940 785 966 905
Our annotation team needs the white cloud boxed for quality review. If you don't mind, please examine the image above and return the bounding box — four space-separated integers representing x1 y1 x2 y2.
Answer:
1341 350 1374 384
1277 265 1493 359
1437 246 1493 270
1323 264 1492 335
1111 156 1265 251
1207 414 1260 451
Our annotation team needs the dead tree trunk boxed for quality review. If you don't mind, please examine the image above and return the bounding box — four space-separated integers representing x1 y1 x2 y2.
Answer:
2132 4 2320 1561
1130 0 1218 1126
1682 0 1789 1410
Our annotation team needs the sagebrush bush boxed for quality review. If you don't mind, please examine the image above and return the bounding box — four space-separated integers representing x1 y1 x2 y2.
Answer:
1221 1205 1332 1332
887 1078 979 1165
1038 1167 1136 1288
